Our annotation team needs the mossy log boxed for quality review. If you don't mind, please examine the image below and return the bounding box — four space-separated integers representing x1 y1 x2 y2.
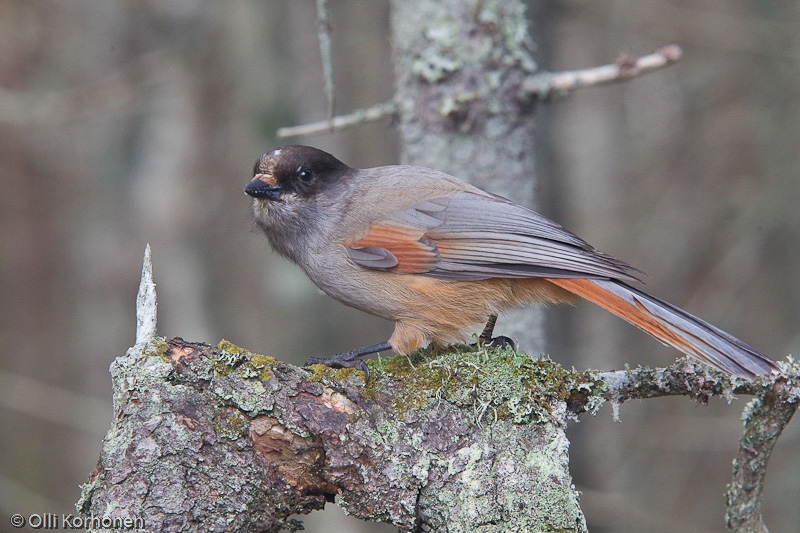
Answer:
77 338 593 532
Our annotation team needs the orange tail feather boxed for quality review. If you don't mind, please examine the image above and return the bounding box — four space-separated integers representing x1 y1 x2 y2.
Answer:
547 278 777 379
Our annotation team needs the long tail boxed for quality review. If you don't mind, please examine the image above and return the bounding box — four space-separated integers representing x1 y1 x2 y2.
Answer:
547 278 778 380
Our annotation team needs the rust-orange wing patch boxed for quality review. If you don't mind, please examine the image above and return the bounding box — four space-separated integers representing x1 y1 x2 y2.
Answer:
345 223 440 274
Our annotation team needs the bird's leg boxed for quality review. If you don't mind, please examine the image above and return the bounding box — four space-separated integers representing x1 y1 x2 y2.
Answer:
479 314 498 344
478 314 516 350
305 341 392 380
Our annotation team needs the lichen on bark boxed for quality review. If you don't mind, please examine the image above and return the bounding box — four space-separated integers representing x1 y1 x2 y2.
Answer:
78 339 588 532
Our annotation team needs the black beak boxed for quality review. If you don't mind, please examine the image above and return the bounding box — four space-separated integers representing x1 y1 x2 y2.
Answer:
244 180 282 201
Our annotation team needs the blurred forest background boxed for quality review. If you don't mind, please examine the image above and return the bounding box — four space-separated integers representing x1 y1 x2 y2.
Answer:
1 1 799 532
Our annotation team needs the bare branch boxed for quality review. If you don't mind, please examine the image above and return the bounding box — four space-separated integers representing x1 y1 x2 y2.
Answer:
276 47 681 139
594 358 769 405
562 358 768 418
276 100 397 138
726 378 800 531
521 45 683 102
563 356 796 413
567 357 798 532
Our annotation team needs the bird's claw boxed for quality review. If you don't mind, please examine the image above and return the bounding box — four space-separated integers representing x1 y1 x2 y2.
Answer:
305 352 370 381
485 335 516 350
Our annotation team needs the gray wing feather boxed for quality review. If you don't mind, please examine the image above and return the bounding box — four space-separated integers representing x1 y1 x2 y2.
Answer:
345 247 399 269
420 192 643 283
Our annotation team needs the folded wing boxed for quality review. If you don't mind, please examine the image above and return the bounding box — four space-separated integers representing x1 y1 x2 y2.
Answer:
345 191 643 283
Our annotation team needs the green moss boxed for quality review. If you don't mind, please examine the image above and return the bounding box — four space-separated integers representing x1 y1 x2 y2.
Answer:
250 353 277 366
145 337 171 361
212 339 276 381
305 363 369 385
304 364 327 383
364 344 606 424
212 339 244 376
212 409 249 440
247 354 276 381
217 339 245 355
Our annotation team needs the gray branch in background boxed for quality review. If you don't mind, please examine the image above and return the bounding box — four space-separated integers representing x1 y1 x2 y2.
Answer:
520 44 683 101
314 0 335 123
275 45 682 139
277 101 397 138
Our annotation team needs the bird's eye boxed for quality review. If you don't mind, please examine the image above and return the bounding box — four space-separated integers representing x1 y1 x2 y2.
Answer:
297 169 313 182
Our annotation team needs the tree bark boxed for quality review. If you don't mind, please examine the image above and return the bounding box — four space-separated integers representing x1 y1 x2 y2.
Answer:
725 382 798 532
78 339 587 532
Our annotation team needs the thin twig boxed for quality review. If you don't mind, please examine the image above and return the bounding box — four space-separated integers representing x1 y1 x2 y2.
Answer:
521 44 683 101
277 46 681 138
276 100 398 138
566 357 794 415
315 0 335 124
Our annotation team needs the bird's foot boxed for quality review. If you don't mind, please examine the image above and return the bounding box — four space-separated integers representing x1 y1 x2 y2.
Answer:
484 335 516 350
304 341 392 382
476 314 517 350
305 351 371 378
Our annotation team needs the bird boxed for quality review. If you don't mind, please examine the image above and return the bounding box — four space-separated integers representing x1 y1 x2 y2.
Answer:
244 145 778 380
